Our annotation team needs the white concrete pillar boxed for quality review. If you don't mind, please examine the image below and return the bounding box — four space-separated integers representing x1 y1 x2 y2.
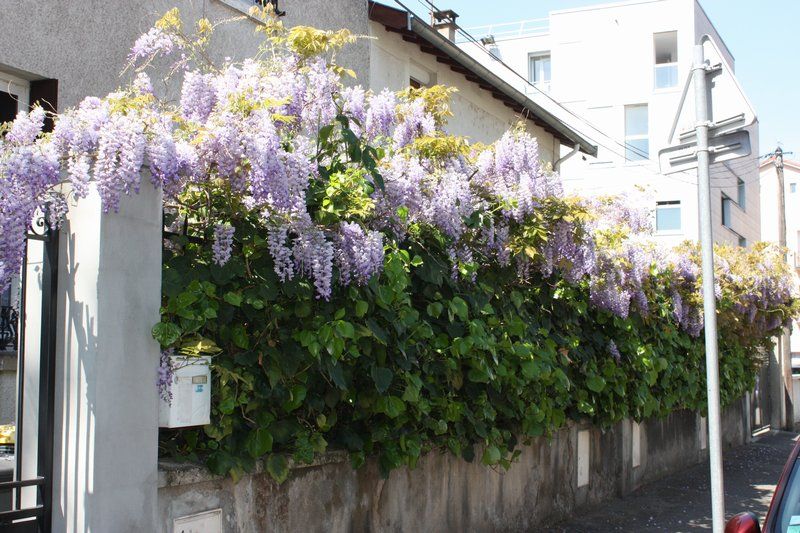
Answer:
52 180 162 532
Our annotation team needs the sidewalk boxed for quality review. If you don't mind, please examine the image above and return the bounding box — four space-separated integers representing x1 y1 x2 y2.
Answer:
545 431 799 532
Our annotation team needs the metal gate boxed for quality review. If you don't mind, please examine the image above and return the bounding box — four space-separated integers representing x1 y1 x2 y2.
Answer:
0 209 59 532
750 362 772 434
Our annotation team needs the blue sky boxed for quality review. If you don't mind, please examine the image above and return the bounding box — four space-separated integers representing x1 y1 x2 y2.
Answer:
413 0 799 158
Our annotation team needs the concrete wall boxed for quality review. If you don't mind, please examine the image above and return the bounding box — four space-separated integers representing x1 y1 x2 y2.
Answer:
157 399 748 532
51 179 163 532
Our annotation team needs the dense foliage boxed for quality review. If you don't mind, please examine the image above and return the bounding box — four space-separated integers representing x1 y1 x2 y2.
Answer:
1 8 797 482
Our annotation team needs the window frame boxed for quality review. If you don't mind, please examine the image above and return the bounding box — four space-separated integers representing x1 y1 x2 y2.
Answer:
737 177 746 209
527 52 551 91
624 104 649 162
653 31 679 90
0 71 30 119
655 200 682 234
721 194 733 228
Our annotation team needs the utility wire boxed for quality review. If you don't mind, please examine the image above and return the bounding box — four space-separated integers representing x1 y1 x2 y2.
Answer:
395 0 760 191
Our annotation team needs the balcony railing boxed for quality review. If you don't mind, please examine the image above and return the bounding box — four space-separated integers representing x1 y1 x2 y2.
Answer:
458 18 549 43
0 306 17 352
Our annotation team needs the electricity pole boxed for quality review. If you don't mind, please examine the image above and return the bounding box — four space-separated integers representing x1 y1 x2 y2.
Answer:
693 42 725 532
773 146 794 429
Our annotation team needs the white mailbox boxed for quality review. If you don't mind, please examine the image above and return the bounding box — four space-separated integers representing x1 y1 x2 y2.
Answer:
159 355 212 428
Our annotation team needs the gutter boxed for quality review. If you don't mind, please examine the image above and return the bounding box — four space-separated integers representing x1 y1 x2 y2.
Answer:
554 143 580 172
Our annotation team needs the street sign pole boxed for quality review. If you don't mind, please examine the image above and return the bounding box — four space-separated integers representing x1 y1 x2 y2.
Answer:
694 41 726 532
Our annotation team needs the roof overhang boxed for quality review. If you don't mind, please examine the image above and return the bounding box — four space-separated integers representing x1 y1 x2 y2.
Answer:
367 1 598 156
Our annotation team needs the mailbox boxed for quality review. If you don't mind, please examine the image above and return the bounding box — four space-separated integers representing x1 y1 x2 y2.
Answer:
159 355 212 428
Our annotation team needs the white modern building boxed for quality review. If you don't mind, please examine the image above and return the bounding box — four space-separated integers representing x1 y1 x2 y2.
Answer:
460 0 760 246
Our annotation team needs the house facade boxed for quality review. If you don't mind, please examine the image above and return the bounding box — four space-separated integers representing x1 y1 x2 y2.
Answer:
460 0 760 247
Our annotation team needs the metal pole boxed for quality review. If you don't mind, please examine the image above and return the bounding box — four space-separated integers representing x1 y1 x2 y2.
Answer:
694 42 725 531
774 147 794 429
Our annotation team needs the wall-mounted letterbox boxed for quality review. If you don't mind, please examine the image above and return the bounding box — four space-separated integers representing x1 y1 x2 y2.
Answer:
159 356 212 428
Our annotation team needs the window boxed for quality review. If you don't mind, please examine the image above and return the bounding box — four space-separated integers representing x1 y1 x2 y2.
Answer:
722 196 733 228
409 78 422 89
737 178 746 208
528 53 551 90
738 235 747 247
656 201 681 232
654 31 678 89
791 183 797 194
625 105 649 161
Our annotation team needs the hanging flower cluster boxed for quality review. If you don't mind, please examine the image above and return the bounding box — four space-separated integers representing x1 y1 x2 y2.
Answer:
0 7 797 345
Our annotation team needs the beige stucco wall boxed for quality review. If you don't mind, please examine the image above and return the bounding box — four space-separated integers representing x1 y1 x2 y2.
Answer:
367 21 559 161
0 0 370 109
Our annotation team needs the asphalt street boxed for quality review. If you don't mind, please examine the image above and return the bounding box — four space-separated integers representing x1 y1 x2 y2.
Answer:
545 431 798 532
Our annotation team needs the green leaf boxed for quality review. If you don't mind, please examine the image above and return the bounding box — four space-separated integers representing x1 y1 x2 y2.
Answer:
371 366 393 393
245 428 273 458
266 454 290 484
335 321 355 339
224 292 243 307
218 395 235 415
586 375 607 393
152 322 181 347
449 297 469 322
482 445 502 465
355 300 369 317
231 324 249 350
426 302 443 318
379 396 405 418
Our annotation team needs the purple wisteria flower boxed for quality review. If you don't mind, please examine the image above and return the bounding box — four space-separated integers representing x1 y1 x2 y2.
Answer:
158 348 176 404
335 222 384 286
212 224 235 266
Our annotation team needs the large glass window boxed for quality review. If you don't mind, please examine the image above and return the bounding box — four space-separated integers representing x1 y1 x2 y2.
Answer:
528 53 551 90
656 201 681 232
625 104 649 161
654 31 678 89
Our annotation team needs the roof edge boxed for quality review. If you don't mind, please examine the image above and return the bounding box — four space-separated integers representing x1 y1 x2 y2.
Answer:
367 1 597 156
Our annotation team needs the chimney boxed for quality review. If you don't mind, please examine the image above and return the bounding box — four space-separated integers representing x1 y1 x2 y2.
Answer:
431 9 459 41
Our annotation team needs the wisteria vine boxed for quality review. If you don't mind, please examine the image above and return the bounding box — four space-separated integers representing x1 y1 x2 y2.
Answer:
0 8 796 350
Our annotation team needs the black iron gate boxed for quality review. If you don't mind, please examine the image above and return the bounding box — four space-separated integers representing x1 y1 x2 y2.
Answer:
0 210 59 532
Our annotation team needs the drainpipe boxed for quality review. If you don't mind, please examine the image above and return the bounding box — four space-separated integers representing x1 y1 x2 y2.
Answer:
554 143 580 173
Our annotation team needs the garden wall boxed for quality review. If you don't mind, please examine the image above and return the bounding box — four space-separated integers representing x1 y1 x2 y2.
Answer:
157 398 749 532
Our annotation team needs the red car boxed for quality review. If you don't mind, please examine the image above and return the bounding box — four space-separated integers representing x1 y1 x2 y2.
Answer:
727 438 800 532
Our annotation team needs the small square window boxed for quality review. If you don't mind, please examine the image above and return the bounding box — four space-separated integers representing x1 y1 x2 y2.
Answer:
528 53 551 90
791 183 797 194
738 235 747 247
656 201 681 232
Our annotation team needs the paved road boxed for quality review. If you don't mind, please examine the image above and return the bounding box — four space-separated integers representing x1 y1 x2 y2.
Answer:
545 431 798 532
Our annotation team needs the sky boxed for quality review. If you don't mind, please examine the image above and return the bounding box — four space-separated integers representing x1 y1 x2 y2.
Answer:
402 0 800 159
